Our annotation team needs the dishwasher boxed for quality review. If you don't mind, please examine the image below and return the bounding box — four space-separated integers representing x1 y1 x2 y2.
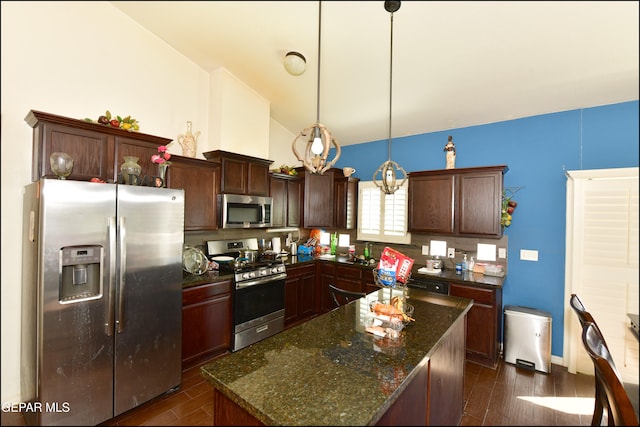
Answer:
406 276 449 295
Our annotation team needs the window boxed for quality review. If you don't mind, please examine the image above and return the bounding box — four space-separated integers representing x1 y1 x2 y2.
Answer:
357 181 411 244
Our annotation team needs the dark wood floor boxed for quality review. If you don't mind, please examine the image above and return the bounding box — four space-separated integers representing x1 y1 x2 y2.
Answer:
2 357 597 426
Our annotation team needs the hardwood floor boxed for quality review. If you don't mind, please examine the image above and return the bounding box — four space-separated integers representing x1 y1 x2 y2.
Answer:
2 357 597 426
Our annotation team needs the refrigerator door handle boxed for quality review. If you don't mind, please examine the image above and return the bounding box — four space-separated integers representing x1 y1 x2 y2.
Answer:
106 216 117 336
116 216 127 334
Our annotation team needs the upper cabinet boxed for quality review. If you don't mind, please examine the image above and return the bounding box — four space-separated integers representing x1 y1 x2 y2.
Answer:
408 165 508 238
299 169 335 228
296 168 359 229
269 173 303 228
26 110 171 183
334 176 359 230
26 110 222 231
167 156 220 231
203 150 272 196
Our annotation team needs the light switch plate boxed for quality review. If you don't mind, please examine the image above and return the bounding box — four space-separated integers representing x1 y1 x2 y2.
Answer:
422 245 429 255
520 249 538 261
447 248 455 258
498 248 507 258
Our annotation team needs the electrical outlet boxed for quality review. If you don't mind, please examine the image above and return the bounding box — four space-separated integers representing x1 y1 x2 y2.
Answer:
447 248 455 258
422 245 429 255
520 249 538 261
498 248 507 258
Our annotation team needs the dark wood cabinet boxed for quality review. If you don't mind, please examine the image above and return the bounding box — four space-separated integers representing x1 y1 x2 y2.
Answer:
316 262 336 314
316 262 374 314
298 168 357 229
449 282 502 368
408 165 508 238
424 312 466 426
301 169 335 228
203 150 272 196
334 264 364 294
334 176 359 229
182 280 232 369
269 173 303 228
25 110 172 183
168 156 220 231
284 264 316 328
363 268 379 295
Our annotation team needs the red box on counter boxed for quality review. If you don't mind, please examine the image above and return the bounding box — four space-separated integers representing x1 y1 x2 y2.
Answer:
377 247 414 284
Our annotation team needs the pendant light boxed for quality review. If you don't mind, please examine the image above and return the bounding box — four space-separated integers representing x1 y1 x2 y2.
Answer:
291 0 341 175
373 0 407 194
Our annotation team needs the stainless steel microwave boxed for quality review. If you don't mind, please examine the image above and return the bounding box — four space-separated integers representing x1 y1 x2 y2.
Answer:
218 194 273 229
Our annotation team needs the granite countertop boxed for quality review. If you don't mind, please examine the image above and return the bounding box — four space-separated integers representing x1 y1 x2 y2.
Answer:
282 254 505 288
182 254 505 289
182 270 233 289
200 288 472 426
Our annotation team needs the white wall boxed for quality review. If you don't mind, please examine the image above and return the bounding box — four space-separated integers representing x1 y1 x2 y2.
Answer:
210 68 271 159
0 1 212 403
269 118 300 168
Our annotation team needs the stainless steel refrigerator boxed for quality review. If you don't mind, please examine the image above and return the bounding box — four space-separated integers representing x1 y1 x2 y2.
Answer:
21 179 185 426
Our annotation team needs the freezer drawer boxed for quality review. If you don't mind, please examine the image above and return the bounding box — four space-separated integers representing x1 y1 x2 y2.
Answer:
504 305 552 373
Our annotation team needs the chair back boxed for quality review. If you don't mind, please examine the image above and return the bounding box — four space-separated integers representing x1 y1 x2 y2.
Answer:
570 293 612 351
328 284 366 308
570 293 596 325
582 322 638 426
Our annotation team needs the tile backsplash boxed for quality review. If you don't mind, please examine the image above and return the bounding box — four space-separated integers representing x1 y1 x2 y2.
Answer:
185 228 508 274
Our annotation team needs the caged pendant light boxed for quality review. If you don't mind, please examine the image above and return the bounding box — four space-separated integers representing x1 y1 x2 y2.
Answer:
373 0 407 194
291 0 341 175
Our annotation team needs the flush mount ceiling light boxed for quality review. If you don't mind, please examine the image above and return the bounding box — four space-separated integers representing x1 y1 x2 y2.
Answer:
291 0 341 175
373 0 407 195
284 51 306 76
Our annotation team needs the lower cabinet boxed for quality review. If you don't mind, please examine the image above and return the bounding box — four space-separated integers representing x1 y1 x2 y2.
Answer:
316 262 336 314
182 280 232 369
284 264 317 328
334 264 364 293
449 282 502 368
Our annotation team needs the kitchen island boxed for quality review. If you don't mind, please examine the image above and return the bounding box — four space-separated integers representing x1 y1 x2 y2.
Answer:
201 287 472 426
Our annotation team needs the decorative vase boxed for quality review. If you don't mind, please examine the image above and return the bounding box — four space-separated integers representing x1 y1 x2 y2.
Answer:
177 121 200 158
121 156 142 185
50 152 74 179
156 163 168 188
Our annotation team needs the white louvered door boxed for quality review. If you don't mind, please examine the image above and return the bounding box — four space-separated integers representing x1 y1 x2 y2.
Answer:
564 167 639 384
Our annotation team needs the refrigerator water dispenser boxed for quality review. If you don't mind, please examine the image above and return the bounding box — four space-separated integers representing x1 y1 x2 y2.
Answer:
59 245 102 303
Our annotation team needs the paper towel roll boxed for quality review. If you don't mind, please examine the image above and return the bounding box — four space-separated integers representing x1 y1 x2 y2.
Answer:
271 237 281 253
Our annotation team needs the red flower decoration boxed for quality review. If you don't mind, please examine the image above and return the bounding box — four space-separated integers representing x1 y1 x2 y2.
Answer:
151 146 172 165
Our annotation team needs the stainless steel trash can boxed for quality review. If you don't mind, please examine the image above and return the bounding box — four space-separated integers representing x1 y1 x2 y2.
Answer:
504 305 552 373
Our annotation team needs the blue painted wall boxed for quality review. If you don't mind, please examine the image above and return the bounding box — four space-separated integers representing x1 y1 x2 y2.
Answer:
333 100 639 358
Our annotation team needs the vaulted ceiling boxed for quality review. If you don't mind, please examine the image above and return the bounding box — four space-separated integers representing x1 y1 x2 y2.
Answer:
111 1 639 146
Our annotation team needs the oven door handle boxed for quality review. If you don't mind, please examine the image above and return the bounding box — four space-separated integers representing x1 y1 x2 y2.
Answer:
235 272 287 289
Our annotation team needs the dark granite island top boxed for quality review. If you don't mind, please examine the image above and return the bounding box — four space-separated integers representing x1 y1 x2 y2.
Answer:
201 288 472 426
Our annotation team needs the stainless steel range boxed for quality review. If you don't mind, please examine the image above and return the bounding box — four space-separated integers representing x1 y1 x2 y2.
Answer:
207 238 286 351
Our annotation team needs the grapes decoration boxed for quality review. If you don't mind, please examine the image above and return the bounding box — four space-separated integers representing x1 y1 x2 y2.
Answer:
85 110 140 132
501 187 522 228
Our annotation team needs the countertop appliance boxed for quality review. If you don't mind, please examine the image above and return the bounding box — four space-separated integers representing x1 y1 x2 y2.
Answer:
21 179 185 426
218 193 273 229
207 238 286 351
